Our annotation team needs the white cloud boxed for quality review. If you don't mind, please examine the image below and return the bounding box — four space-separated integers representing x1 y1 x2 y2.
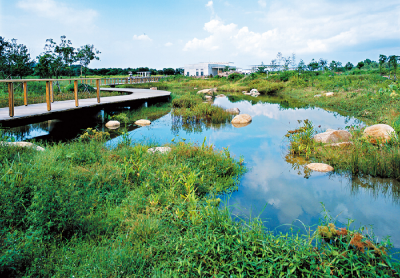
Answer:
17 0 97 26
258 0 267 8
206 1 215 15
165 42 173 47
133 34 152 42
183 0 400 62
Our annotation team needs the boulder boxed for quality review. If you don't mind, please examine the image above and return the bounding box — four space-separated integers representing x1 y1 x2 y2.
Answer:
325 92 334 97
306 163 334 172
205 96 213 100
313 129 352 143
363 124 395 143
328 142 353 148
197 89 214 95
231 114 252 124
0 141 45 151
135 119 151 126
147 147 171 154
150 87 157 90
250 89 260 96
105 120 120 129
226 108 240 115
232 122 251 128
216 94 226 98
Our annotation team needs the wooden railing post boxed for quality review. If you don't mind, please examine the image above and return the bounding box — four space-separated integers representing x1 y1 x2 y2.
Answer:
50 81 54 103
45 81 51 111
8 82 14 117
96 79 100 103
23 81 28 106
74 80 79 107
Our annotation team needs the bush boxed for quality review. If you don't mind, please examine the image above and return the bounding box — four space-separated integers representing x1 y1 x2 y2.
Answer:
227 72 243 81
65 83 95 93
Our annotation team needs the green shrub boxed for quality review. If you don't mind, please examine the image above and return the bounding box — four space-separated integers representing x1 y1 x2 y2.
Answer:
65 83 95 92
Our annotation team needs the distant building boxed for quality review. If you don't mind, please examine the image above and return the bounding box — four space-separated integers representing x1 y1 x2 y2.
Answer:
184 62 234 77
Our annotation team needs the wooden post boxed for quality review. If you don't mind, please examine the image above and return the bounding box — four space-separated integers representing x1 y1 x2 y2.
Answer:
23 81 28 106
45 81 51 111
8 82 14 117
96 79 100 103
50 81 54 103
74 80 79 107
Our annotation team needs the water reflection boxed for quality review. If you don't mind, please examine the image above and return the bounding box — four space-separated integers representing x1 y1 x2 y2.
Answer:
5 94 400 249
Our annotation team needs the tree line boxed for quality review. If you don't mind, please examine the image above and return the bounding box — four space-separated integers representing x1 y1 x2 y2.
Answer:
0 35 183 79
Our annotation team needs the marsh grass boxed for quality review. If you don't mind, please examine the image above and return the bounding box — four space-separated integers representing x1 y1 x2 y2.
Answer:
286 120 400 180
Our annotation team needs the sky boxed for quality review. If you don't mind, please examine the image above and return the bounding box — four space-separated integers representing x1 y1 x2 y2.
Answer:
1 0 399 70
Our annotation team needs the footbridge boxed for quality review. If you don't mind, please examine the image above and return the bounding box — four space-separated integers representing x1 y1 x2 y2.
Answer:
0 77 170 127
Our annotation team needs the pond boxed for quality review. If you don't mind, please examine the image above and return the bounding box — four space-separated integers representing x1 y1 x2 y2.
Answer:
6 94 400 252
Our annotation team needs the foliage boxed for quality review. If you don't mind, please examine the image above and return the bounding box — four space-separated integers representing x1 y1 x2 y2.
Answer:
76 44 101 77
65 83 95 93
79 128 110 142
227 72 243 81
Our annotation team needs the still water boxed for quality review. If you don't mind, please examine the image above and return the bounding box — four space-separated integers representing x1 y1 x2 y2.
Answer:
6 95 400 250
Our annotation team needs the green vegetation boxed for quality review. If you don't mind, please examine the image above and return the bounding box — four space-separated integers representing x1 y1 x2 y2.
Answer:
1 135 399 277
286 119 400 181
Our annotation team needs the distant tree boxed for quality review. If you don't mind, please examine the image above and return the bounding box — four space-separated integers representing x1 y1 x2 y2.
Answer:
379 54 387 75
388 55 399 81
283 56 291 71
35 54 55 78
54 36 76 78
318 59 328 71
163 68 175 75
290 53 296 69
0 37 10 78
345 62 354 71
307 59 319 71
364 59 372 65
76 44 101 77
356 61 365 70
175 68 184 75
297 59 306 76
329 60 337 71
270 59 277 71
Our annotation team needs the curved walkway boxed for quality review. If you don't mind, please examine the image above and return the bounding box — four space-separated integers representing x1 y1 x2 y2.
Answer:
0 88 170 126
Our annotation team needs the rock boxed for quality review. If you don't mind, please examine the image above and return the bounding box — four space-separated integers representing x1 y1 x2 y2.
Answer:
147 147 171 154
0 141 45 151
197 89 214 95
306 163 334 172
325 92 334 97
313 129 352 143
105 120 120 129
205 96 213 100
363 124 395 143
232 122 251 128
150 87 157 90
314 94 321 98
231 114 252 124
216 94 226 98
226 108 240 115
135 119 151 126
250 89 260 96
328 142 353 148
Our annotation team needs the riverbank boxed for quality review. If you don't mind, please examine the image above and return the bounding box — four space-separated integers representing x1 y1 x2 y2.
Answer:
1 136 399 276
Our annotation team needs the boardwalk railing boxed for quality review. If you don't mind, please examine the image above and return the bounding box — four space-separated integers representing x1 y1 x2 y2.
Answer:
100 76 163 86
0 76 164 117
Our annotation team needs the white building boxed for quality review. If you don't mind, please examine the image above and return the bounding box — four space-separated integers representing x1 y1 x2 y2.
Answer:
184 62 234 77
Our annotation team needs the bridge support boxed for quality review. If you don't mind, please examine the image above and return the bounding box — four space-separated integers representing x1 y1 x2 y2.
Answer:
8 83 14 117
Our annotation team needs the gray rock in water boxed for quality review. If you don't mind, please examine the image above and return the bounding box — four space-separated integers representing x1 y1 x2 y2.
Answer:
306 163 334 172
105 121 121 129
226 108 240 114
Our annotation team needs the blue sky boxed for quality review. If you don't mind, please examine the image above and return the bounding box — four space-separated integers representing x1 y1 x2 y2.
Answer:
1 0 399 70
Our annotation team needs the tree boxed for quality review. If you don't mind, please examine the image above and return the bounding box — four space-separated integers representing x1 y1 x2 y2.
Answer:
344 62 354 71
364 59 372 65
297 59 306 76
1 38 34 79
379 54 387 75
0 37 10 78
35 54 55 78
356 61 364 70
54 36 76 78
318 59 328 71
175 68 184 75
163 68 175 75
388 55 399 81
76 44 101 77
307 59 319 71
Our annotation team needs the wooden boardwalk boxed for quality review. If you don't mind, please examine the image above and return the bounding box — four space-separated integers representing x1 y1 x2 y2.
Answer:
0 88 170 127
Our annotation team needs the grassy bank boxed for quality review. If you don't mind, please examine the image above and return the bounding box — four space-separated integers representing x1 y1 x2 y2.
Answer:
1 135 399 277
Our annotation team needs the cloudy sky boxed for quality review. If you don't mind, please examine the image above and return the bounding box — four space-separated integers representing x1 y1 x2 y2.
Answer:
1 0 399 69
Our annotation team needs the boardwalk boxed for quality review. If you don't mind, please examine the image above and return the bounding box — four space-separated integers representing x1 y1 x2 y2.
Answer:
0 88 170 127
